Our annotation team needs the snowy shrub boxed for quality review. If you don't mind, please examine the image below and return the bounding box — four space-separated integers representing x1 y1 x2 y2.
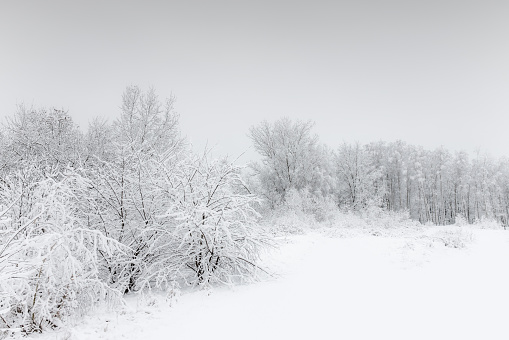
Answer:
363 208 418 229
296 189 338 223
260 188 340 236
262 209 310 237
474 217 504 230
0 169 123 334
83 155 157 294
430 227 474 249
327 210 369 229
284 188 305 213
455 214 468 227
140 154 272 288
165 281 180 307
455 215 503 230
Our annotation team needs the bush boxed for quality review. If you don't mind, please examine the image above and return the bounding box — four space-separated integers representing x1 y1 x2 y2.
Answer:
429 227 474 248
261 209 311 237
138 155 272 288
260 188 341 236
0 169 123 334
474 217 504 230
454 214 468 227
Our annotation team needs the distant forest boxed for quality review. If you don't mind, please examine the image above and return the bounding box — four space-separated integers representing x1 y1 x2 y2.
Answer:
248 118 509 227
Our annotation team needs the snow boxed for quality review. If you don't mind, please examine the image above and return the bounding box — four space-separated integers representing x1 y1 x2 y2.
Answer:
31 226 509 340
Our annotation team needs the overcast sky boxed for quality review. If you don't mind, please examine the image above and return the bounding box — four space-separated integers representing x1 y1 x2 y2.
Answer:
1 1 508 161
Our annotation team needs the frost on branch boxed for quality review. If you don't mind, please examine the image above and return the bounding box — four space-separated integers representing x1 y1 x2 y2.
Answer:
0 168 122 334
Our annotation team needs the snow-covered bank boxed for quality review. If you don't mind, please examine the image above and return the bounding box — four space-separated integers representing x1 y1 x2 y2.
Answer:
31 226 509 340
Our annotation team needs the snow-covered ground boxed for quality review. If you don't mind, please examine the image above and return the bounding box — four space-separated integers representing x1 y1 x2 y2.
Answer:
33 226 509 340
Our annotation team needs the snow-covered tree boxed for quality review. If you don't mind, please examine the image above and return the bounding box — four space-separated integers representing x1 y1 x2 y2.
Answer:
248 118 327 208
0 105 84 178
82 86 185 293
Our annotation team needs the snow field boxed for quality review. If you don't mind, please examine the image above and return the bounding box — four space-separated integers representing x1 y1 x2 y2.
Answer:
32 226 509 340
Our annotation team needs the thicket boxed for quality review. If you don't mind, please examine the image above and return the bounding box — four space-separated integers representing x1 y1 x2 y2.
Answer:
0 87 268 335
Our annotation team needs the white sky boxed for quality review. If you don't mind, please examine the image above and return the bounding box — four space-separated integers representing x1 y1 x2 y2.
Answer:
1 1 508 162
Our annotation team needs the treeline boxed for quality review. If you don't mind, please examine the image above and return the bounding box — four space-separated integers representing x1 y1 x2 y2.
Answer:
248 118 509 227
